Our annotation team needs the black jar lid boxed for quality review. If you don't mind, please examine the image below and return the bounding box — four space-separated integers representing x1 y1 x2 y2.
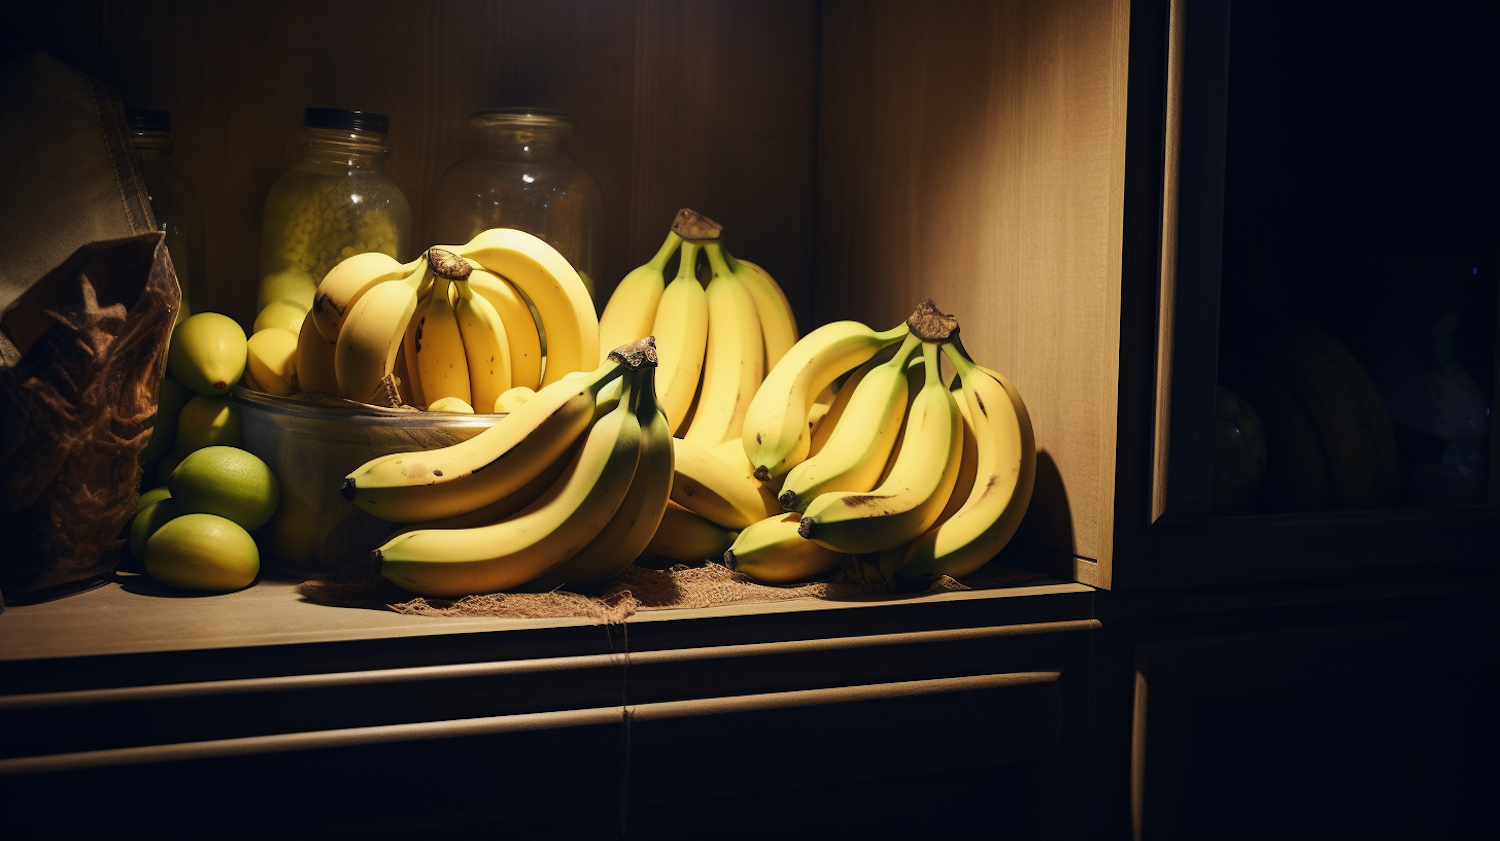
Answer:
126 108 171 132
303 107 389 134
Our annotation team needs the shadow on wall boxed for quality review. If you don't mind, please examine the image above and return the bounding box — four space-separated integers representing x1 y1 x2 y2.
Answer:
1009 448 1076 577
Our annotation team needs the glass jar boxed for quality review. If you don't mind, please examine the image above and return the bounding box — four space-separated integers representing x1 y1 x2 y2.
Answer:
126 108 206 322
432 108 603 298
256 107 412 317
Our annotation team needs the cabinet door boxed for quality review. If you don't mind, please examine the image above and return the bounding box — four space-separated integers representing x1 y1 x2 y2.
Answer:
1132 0 1499 587
1131 610 1495 840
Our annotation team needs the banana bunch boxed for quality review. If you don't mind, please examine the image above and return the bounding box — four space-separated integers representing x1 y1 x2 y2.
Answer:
356 338 674 597
596 208 799 446
300 228 597 409
1224 322 1399 511
721 300 1036 590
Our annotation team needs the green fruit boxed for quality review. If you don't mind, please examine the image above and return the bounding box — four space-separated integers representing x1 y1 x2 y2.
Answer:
130 497 181 560
137 485 173 512
1213 385 1268 512
144 513 260 593
168 445 280 531
141 373 192 467
173 393 244 457
167 312 248 395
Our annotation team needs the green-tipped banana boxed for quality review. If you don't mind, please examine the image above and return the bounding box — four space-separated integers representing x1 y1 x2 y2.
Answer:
742 320 910 483
342 358 625 523
598 231 681 365
723 512 845 584
376 376 644 597
682 243 765 448
799 341 963 555
778 333 922 513
891 337 1034 589
523 354 673 592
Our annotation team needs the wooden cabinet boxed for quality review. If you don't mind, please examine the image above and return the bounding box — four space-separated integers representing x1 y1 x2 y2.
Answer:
2 1 1496 837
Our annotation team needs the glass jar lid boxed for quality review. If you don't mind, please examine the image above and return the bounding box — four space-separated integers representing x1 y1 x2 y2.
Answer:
469 107 577 131
303 107 390 134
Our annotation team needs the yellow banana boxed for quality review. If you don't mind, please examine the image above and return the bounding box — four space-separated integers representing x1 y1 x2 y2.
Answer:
807 358 875 457
399 291 425 405
778 333 922 513
412 259 472 408
683 243 765 448
645 501 738 563
394 436 580 531
342 358 624 523
890 339 1033 588
799 341 963 555
294 313 339 395
311 251 423 342
742 319 911 482
671 434 779 530
597 230 681 365
466 268 543 392
375 379 643 597
651 240 709 433
333 255 429 405
523 361 674 592
445 228 599 387
723 512 845 584
725 251 798 374
453 276 512 414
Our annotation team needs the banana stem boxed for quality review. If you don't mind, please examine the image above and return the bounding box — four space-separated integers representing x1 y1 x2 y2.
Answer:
922 340 941 386
674 240 701 284
703 242 735 280
940 339 977 379
649 231 684 271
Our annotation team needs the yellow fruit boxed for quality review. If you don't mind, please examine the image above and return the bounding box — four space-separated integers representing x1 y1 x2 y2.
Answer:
173 394 243 457
253 299 308 336
129 497 181 561
167 445 280 531
426 396 474 413
167 312 248 395
137 485 172 512
144 513 260 593
257 269 317 312
494 385 535 413
245 326 300 396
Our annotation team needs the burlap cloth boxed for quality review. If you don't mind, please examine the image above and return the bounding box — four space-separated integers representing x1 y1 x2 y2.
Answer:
298 559 1051 625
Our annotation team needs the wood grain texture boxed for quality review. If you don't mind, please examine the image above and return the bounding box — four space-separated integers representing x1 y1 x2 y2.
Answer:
7 0 819 330
814 0 1132 569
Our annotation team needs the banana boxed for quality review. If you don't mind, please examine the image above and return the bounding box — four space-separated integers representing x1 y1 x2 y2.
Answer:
645 501 738 563
294 311 339 395
445 228 599 387
799 341 963 555
742 319 911 482
1226 361 1331 511
312 251 423 342
934 367 982 528
807 358 876 457
1292 323 1399 506
467 268 543 392
522 361 674 592
671 434 780 530
723 512 845 584
399 292 425 405
333 255 430 405
683 243 765 448
375 378 644 597
394 436 581 531
342 358 625 523
412 257 472 408
597 230 681 365
453 276 512 414
1259 326 1381 509
889 338 1034 588
651 240 710 433
725 251 799 374
778 333 923 513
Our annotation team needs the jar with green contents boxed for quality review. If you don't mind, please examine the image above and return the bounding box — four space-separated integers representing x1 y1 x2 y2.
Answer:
256 107 411 318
